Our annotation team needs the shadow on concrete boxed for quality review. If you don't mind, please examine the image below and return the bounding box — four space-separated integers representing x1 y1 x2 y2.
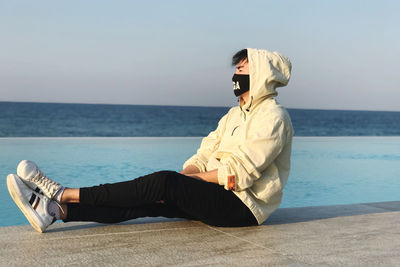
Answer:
47 222 102 233
265 201 400 225
47 217 186 233
46 201 400 232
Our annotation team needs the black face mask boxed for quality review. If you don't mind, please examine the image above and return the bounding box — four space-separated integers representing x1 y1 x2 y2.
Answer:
232 74 250 97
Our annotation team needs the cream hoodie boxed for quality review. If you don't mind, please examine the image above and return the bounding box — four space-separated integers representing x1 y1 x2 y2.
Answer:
183 48 293 224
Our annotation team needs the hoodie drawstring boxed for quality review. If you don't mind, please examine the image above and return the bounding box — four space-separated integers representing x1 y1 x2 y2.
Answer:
231 125 239 136
246 96 253 112
239 98 246 121
234 95 254 136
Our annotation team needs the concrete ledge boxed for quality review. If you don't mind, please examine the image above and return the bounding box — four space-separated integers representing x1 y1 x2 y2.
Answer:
1 201 400 266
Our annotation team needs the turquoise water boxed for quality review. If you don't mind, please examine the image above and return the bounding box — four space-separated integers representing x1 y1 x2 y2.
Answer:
1 137 400 227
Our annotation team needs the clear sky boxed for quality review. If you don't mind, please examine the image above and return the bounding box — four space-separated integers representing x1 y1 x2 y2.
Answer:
1 0 399 111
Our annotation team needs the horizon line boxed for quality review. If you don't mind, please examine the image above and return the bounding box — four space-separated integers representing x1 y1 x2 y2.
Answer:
0 100 399 113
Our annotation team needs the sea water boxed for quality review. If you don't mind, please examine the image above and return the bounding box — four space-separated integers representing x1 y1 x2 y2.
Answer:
1 101 399 227
1 137 399 227
1 101 400 137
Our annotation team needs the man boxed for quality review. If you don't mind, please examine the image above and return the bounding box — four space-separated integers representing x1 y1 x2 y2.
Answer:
7 48 293 232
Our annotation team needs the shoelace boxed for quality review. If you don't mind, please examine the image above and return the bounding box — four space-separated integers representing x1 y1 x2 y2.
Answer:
54 201 65 215
31 170 61 196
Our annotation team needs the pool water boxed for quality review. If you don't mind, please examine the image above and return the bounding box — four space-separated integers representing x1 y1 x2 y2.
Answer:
1 137 399 227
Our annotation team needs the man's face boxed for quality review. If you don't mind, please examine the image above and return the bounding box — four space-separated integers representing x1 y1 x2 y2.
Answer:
235 58 249 75
233 58 250 102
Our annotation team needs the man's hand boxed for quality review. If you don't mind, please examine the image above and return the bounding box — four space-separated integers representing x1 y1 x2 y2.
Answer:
188 169 219 184
181 165 219 184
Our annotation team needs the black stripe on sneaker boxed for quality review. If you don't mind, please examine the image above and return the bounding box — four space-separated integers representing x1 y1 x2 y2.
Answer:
29 193 36 205
34 187 43 195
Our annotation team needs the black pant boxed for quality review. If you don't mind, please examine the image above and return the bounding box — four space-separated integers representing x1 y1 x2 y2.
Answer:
64 170 257 227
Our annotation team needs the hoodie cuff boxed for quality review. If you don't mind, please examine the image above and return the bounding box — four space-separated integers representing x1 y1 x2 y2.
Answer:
218 165 236 191
183 157 206 173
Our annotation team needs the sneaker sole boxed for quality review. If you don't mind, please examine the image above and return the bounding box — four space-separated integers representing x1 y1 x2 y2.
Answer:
7 175 46 233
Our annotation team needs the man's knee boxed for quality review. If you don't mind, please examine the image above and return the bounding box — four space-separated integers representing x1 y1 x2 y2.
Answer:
150 170 179 184
153 170 176 177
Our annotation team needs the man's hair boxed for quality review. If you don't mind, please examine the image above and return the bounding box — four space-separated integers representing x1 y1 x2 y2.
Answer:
232 49 248 66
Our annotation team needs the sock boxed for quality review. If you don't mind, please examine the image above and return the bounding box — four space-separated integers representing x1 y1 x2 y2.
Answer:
54 186 65 203
48 201 61 220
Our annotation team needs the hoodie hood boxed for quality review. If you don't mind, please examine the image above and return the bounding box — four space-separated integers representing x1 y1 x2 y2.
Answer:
240 48 292 112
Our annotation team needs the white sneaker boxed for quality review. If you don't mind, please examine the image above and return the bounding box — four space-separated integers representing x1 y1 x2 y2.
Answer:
17 160 62 200
7 174 57 233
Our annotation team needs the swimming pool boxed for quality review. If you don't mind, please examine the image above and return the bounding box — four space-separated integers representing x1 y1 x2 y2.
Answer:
1 137 399 227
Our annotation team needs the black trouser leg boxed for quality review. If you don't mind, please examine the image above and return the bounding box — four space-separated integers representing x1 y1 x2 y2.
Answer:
65 170 257 227
78 170 174 208
64 202 194 224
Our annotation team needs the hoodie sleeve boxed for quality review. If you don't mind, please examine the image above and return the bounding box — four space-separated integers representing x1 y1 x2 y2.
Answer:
182 112 229 172
217 114 289 191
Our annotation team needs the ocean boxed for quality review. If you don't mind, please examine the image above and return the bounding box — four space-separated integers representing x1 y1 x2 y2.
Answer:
1 101 400 137
1 101 400 227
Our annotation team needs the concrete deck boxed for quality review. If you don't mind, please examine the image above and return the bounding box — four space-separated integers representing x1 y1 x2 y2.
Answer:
1 201 400 266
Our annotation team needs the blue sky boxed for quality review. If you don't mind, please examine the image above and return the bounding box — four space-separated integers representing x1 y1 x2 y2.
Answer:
1 0 399 111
